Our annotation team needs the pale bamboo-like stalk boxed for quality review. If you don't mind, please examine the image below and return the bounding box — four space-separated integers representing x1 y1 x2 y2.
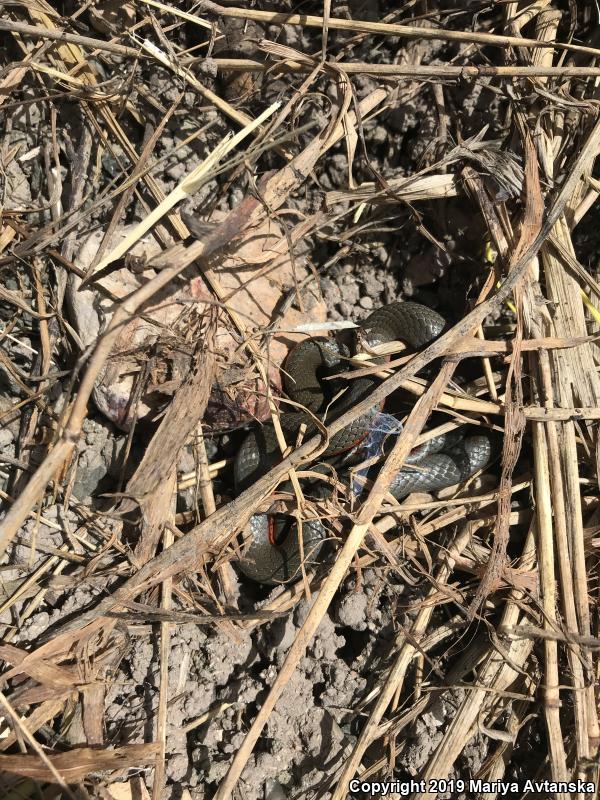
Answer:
203 59 600 78
536 337 590 764
531 418 569 781
533 3 600 758
524 10 568 782
140 0 212 27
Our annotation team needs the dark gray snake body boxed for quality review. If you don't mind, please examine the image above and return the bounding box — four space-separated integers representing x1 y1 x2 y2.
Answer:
234 302 493 584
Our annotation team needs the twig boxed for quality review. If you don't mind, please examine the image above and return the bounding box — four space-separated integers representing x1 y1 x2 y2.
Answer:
152 525 174 800
191 1 600 58
202 59 600 78
0 18 145 57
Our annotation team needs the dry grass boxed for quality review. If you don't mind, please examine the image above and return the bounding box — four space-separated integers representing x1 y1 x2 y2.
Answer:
1 1 600 798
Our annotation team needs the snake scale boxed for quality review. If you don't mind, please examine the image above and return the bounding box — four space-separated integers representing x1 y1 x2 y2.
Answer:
234 302 494 584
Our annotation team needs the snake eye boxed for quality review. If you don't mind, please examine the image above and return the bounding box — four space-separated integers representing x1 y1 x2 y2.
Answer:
268 514 296 547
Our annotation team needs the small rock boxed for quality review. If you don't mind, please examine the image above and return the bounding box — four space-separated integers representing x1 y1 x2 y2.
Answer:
340 277 360 307
178 446 196 475
364 273 385 298
321 278 342 307
337 301 353 318
336 591 368 630
359 295 374 310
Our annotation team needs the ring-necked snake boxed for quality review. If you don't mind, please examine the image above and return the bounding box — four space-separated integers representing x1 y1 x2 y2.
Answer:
234 301 494 584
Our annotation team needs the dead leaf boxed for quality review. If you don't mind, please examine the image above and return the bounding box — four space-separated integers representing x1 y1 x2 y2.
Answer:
67 219 327 431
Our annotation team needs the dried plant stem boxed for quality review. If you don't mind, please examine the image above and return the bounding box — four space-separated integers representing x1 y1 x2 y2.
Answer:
531 7 600 755
561 421 599 744
152 525 174 800
207 58 600 78
0 18 143 57
536 346 590 762
530 418 569 780
196 425 237 601
468 126 541 618
192 1 600 58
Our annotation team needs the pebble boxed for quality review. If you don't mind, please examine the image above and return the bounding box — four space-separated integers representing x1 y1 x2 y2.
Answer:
364 273 384 297
359 296 374 310
337 301 353 318
340 276 360 306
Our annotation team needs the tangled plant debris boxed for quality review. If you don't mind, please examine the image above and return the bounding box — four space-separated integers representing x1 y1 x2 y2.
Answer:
1 1 600 799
